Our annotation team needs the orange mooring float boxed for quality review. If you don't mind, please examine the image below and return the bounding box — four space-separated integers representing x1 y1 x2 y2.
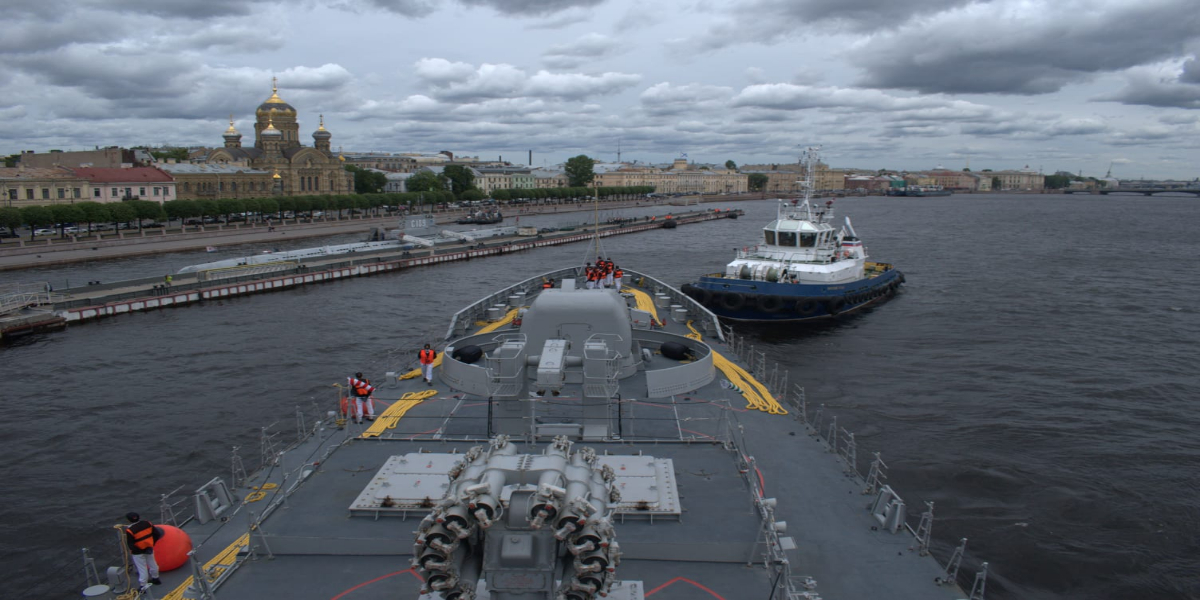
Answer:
154 524 193 571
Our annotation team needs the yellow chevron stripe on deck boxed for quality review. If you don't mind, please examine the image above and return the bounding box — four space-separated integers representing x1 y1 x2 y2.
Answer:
360 389 438 438
162 533 250 600
625 287 784 414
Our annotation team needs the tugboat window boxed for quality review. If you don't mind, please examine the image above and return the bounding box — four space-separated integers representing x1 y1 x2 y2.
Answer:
764 230 776 244
778 231 797 246
800 233 816 247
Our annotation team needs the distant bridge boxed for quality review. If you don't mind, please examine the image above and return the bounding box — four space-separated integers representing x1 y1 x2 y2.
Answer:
1064 188 1200 196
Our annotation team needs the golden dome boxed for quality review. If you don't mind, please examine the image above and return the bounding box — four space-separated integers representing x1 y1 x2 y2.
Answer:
313 114 332 141
262 114 282 138
223 115 241 138
256 77 297 116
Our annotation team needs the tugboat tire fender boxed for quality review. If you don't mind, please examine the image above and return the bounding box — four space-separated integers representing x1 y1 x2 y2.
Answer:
826 298 846 315
718 292 746 311
795 298 820 317
757 295 786 313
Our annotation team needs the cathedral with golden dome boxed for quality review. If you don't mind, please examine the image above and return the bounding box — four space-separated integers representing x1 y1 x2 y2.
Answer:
201 79 352 197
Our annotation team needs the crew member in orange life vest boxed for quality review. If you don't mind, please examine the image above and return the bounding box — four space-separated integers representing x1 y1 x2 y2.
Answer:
347 373 375 423
584 263 595 289
124 512 162 591
542 279 553 289
604 259 615 287
419 344 437 386
614 266 623 290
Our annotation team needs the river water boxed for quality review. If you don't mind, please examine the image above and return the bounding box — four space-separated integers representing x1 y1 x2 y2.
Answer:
2 195 1197 599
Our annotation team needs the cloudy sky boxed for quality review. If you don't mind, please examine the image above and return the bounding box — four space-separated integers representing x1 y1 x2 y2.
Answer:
3 0 1199 179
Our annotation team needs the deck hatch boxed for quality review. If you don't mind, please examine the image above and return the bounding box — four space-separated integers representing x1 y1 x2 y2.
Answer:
350 453 681 519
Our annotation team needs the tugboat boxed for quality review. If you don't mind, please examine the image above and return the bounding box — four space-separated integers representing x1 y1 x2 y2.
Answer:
683 147 904 322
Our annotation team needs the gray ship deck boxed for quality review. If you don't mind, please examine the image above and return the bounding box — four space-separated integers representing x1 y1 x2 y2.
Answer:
145 269 968 600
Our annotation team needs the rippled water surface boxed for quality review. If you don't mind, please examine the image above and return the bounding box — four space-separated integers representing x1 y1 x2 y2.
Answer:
3 195 1198 599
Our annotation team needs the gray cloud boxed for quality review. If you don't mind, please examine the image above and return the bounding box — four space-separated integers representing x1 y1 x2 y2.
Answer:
1095 66 1200 110
360 0 439 17
458 0 606 17
88 0 266 19
414 59 640 103
1182 58 1200 84
542 34 622 69
852 0 1200 94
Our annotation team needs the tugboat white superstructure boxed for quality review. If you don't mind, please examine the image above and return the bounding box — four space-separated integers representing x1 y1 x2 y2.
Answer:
684 146 904 321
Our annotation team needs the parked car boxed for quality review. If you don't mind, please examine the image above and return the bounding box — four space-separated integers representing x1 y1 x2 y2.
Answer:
62 226 79 234
34 228 54 236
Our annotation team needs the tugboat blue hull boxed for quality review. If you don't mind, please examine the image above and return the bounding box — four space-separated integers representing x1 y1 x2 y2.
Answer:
683 268 904 322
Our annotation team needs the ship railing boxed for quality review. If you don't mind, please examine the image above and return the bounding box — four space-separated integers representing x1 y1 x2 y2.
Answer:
0 281 53 315
719 325 988 598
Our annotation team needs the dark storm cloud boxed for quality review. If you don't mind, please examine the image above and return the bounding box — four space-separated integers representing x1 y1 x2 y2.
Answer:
458 0 607 16
853 0 1200 94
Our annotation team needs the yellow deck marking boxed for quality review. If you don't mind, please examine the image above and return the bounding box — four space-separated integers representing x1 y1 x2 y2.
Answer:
161 533 250 600
622 286 660 322
360 389 439 438
398 309 519 380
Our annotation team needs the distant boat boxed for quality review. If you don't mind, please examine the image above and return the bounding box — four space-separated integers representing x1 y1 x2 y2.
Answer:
905 185 952 197
205 246 217 253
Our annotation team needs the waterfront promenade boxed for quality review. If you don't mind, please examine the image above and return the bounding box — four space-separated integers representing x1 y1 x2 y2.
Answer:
0 197 727 271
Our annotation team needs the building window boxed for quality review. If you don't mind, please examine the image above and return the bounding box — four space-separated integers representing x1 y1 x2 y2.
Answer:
112 188 118 197
125 187 132 198
26 189 33 200
219 182 225 192
73 188 81 198
139 187 146 196
231 182 237 192
184 182 190 192
8 189 16 200
42 188 50 199
314 176 319 190
153 187 160 196
57 188 65 199
93 188 101 198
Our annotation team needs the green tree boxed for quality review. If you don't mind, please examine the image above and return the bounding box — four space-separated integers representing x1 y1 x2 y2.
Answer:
565 155 595 187
345 164 387 194
3 154 21 168
443 165 476 197
991 176 1002 190
0 207 22 232
109 203 137 230
76 202 111 233
748 173 768 192
50 204 84 236
163 199 198 224
406 170 445 193
128 200 165 231
20 205 54 239
216 198 245 222
147 147 190 162
725 160 737 170
460 189 484 202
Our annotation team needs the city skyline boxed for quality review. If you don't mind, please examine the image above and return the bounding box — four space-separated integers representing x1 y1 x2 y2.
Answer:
2 0 1198 179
